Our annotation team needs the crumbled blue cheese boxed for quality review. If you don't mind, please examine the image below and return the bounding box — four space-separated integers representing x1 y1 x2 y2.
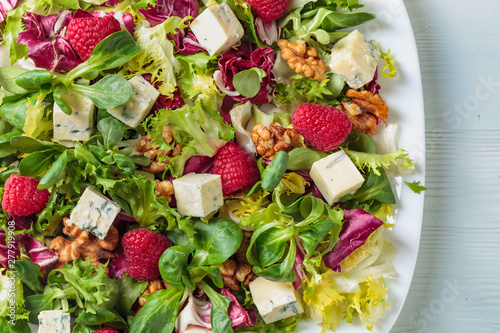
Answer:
107 75 159 128
310 150 365 204
53 89 95 143
249 277 304 324
38 310 71 333
67 187 121 240
172 173 223 217
190 4 244 56
329 30 381 89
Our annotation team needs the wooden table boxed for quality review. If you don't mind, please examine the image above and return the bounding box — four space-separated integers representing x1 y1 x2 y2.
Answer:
392 1 500 332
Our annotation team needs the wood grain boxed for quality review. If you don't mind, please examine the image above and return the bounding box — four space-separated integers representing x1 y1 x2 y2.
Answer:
392 1 500 332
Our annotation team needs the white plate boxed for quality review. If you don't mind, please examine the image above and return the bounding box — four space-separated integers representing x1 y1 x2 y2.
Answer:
297 0 425 332
26 1 424 332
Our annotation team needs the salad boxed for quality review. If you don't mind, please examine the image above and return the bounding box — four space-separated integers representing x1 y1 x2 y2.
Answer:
0 0 426 332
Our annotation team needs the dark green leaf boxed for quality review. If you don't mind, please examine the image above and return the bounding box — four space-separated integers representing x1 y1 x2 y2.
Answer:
355 169 395 204
129 287 184 333
67 31 141 82
0 66 29 94
253 239 297 283
72 323 100 333
321 11 376 31
193 218 243 266
232 68 267 98
25 291 57 323
115 274 148 318
13 260 43 293
159 245 192 288
345 130 377 153
76 309 116 325
0 317 31 333
188 266 224 288
74 143 100 166
0 94 29 128
198 281 232 333
15 70 53 91
405 180 427 194
10 136 63 153
262 151 289 191
97 117 124 150
53 83 72 115
19 149 57 176
113 154 135 177
287 148 323 170
39 150 68 189
0 142 16 158
71 75 133 109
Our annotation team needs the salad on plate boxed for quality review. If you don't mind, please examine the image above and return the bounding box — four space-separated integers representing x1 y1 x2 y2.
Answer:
0 0 425 332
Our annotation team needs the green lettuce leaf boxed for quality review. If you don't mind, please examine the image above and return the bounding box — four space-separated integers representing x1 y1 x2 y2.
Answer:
147 96 234 177
2 7 29 65
405 180 427 194
0 269 30 323
110 177 180 230
345 148 414 176
121 17 187 96
23 93 52 140
177 53 219 100
371 41 398 78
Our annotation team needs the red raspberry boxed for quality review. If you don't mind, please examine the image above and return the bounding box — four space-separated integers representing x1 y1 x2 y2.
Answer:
292 103 352 152
66 15 121 60
212 142 261 196
122 228 171 281
2 174 50 216
95 327 120 333
246 0 289 21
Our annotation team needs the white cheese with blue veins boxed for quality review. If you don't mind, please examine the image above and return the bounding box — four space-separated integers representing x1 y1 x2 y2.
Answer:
329 30 381 89
107 75 159 128
67 187 121 240
53 89 95 143
310 150 365 204
172 173 223 218
38 310 71 333
190 4 244 56
249 277 304 324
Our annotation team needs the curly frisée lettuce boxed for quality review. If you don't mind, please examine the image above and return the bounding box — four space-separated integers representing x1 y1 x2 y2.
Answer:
345 148 415 176
146 96 234 177
121 16 187 96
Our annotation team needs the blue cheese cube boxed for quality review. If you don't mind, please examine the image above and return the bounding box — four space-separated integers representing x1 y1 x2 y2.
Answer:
172 173 223 217
310 150 365 204
53 89 95 143
329 30 381 89
190 4 244 56
249 277 304 324
67 187 121 240
38 310 70 333
107 75 159 128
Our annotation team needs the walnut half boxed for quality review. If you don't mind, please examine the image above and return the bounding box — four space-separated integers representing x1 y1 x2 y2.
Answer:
252 123 301 159
278 39 327 82
340 89 389 135
135 125 182 173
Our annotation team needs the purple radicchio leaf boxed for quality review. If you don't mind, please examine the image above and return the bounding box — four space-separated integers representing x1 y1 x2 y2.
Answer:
0 216 32 270
215 43 276 104
323 209 383 272
28 237 58 270
169 29 206 55
0 0 18 23
292 242 306 290
17 11 82 72
183 156 214 175
366 68 381 95
140 0 200 27
175 290 212 333
295 170 326 201
254 17 280 46
108 244 128 280
219 288 257 329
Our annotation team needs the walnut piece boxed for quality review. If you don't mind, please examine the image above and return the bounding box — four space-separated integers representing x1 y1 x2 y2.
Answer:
155 180 174 203
138 279 164 307
217 259 257 292
278 39 327 82
340 89 389 135
252 123 301 158
216 231 257 291
135 125 182 173
49 218 119 272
